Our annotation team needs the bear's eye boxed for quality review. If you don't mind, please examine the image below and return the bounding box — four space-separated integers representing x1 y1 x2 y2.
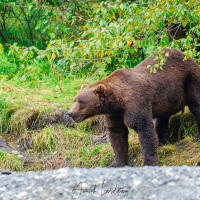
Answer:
78 100 86 109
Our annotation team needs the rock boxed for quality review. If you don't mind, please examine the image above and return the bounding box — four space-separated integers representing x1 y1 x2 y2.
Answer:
0 138 8 148
0 137 12 152
90 134 109 145
1 169 12 175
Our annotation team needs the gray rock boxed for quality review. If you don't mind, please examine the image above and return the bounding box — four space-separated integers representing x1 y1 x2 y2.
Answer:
0 137 12 152
0 166 200 200
1 169 12 175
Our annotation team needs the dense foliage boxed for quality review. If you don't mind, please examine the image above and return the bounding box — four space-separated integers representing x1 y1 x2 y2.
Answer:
0 0 200 79
0 0 92 48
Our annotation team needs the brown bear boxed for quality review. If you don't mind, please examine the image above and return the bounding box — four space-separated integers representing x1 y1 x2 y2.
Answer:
68 49 200 167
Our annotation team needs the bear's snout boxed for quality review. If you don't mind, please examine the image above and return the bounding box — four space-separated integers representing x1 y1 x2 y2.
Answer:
67 111 73 118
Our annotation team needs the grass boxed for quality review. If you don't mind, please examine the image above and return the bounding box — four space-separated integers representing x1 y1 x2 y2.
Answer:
33 127 59 152
0 72 106 171
159 137 200 166
0 58 200 171
0 151 23 171
168 111 196 142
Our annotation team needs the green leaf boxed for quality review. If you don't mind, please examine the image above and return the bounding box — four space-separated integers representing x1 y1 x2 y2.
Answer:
153 68 157 74
75 52 82 58
154 56 159 61
147 65 151 69
96 61 102 67
182 21 188 27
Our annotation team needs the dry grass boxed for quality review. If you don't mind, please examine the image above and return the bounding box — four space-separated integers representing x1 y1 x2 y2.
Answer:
168 111 196 142
2 105 200 170
2 120 200 171
10 106 45 135
128 133 200 167
9 106 73 136
160 137 200 166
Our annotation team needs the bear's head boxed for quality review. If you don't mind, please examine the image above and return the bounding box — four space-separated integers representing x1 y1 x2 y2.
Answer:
68 83 107 123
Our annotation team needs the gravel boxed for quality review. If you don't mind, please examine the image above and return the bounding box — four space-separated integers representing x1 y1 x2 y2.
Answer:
0 166 200 200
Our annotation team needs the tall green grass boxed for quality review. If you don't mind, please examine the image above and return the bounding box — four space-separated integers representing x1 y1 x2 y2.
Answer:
0 53 18 79
0 151 23 171
0 94 10 134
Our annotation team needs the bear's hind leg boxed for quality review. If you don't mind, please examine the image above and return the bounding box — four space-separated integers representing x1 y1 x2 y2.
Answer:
137 119 159 166
124 108 158 166
188 106 200 141
155 117 170 145
106 115 129 167
186 81 200 141
125 113 158 166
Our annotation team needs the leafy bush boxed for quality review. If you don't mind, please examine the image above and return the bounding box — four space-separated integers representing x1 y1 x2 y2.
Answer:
2 0 199 80
0 52 18 79
0 0 200 80
37 0 199 73
0 0 93 49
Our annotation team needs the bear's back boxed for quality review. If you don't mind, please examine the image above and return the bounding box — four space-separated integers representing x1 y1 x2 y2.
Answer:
109 49 199 87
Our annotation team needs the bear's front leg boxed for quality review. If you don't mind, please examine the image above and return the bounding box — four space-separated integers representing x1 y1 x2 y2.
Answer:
125 113 158 166
106 115 129 167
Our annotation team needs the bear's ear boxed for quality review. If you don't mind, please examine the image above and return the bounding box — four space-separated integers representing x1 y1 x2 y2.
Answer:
94 84 106 95
80 84 88 90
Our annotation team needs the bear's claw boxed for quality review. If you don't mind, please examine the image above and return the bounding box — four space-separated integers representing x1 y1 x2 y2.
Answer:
108 162 127 168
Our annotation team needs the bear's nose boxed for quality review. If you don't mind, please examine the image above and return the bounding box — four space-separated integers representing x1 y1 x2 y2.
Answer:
67 111 73 117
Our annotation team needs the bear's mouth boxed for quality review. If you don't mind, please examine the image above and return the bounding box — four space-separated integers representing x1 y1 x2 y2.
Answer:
71 114 87 123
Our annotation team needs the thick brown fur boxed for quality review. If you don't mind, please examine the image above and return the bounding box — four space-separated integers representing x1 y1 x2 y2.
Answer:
68 49 200 167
